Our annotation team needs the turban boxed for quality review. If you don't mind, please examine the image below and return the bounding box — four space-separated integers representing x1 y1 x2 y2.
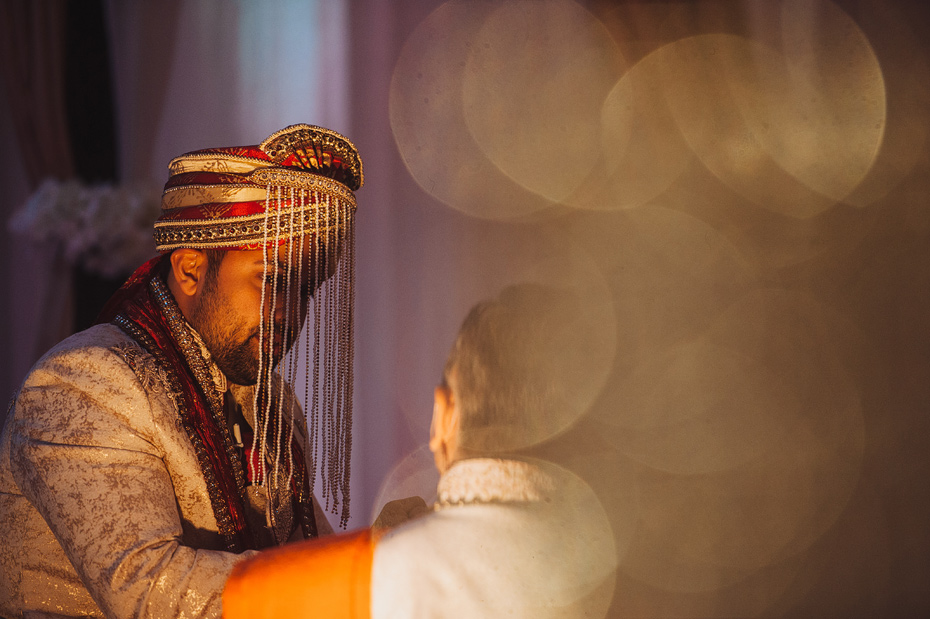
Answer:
154 123 362 251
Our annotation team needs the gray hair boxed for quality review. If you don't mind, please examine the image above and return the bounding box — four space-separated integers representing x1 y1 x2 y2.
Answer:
443 283 593 455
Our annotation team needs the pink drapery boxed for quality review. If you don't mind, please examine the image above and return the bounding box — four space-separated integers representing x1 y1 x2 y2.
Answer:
0 0 74 186
0 0 76 410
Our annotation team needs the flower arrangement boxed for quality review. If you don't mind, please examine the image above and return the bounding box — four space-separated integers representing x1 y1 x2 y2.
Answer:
9 178 162 278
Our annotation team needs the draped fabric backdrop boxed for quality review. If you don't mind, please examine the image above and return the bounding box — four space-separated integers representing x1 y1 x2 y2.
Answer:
0 1 76 412
2 0 930 616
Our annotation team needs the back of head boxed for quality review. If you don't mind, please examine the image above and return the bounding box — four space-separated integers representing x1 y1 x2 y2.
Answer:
446 283 597 456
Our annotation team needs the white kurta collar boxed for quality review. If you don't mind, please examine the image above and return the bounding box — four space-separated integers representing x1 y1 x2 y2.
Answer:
436 458 555 508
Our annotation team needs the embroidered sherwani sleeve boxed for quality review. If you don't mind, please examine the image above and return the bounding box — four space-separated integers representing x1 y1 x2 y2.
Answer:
9 342 249 618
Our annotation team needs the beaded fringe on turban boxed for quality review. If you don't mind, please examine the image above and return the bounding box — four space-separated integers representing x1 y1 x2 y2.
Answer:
153 124 362 528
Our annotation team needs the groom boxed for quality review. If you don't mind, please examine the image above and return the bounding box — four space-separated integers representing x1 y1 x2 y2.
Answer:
0 124 363 618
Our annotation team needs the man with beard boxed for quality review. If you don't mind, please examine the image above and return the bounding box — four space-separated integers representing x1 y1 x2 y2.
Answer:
0 124 362 618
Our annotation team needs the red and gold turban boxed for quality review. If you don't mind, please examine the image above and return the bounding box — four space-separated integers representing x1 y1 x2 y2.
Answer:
153 124 363 252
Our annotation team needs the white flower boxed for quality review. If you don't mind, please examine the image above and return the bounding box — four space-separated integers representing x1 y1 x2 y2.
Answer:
8 178 162 278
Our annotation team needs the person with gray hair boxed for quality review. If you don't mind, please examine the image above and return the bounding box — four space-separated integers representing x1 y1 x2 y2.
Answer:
223 283 617 618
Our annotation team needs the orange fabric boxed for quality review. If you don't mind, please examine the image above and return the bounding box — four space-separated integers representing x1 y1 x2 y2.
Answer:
223 529 375 619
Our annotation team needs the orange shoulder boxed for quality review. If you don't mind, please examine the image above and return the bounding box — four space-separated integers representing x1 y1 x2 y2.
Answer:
223 529 375 619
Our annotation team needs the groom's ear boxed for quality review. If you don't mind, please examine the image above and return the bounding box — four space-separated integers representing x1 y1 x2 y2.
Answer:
167 248 211 320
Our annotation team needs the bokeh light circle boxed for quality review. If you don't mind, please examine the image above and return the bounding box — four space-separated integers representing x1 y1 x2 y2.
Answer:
371 444 440 525
572 205 757 380
610 289 865 593
461 0 624 204
656 28 884 218
594 47 694 211
610 340 801 475
389 0 558 220
395 235 618 452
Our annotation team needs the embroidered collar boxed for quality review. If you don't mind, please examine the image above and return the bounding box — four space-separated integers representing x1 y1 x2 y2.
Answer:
185 318 229 394
436 458 555 508
149 277 227 412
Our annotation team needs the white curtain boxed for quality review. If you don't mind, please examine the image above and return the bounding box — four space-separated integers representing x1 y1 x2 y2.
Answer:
105 0 350 184
0 78 71 414
0 0 75 418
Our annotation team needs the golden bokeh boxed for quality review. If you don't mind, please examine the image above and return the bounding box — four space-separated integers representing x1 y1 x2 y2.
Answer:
570 205 756 376
841 0 930 208
656 31 883 218
386 0 929 615
594 48 693 211
389 0 559 220
609 340 801 475
461 0 624 203
394 227 618 452
597 289 864 603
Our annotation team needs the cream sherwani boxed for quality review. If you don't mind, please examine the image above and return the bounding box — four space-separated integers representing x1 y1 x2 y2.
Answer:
0 323 328 618
370 459 617 618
